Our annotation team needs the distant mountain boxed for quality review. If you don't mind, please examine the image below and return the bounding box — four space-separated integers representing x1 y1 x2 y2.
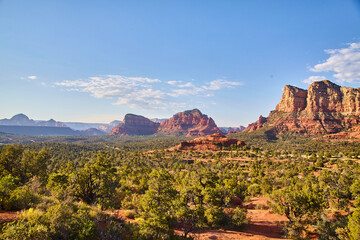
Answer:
0 114 66 127
97 120 122 133
110 114 160 136
219 126 245 134
158 109 222 136
64 122 106 131
81 128 106 136
150 118 168 123
0 114 106 136
0 125 105 136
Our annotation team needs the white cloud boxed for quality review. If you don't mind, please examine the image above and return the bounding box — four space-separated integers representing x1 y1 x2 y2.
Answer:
56 75 169 109
28 75 37 80
168 79 243 97
303 75 327 84
203 79 244 90
56 75 243 110
167 80 181 85
304 42 360 84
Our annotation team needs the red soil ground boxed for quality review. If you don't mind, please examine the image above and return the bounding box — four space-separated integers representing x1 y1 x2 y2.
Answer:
0 210 18 223
193 197 288 240
115 197 288 240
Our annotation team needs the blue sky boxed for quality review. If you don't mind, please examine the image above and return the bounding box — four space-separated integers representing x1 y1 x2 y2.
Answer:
1 0 360 126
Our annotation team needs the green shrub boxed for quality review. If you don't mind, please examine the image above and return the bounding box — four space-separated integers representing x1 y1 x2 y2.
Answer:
204 206 227 228
231 207 248 228
124 209 137 219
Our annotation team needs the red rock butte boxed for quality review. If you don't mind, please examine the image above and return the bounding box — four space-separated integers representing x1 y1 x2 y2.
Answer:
109 109 222 137
245 80 360 136
109 114 159 136
158 109 221 137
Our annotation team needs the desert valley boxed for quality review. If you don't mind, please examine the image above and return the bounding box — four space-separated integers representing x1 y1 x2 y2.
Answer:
2 80 360 239
1 1 360 239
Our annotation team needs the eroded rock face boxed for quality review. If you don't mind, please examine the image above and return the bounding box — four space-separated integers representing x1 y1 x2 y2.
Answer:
276 85 307 112
158 109 221 136
174 133 245 151
109 114 160 136
245 80 360 136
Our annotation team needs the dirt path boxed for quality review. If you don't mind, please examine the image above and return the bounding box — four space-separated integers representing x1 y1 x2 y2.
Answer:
195 197 288 240
0 211 18 223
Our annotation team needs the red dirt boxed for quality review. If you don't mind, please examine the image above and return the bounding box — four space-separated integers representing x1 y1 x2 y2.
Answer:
0 211 18 223
192 197 288 240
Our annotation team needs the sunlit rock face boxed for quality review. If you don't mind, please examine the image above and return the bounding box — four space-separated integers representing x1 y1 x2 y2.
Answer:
158 109 222 137
244 80 360 136
109 114 159 136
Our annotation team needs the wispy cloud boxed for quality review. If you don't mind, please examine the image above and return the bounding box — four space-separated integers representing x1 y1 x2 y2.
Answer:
304 42 360 84
203 79 244 90
55 75 243 109
168 79 243 97
28 75 37 80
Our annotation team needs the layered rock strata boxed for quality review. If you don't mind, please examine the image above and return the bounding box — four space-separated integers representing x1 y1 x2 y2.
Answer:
109 114 160 136
157 109 222 136
245 80 360 135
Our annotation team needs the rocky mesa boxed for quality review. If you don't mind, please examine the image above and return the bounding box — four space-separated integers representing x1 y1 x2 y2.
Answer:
173 133 245 151
245 80 360 136
157 109 222 136
109 114 160 136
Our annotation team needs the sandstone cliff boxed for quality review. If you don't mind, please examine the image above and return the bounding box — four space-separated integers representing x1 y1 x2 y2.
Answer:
109 114 160 136
245 80 360 136
158 109 221 136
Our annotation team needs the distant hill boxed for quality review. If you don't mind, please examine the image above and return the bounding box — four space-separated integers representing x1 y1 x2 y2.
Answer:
150 118 168 123
64 122 106 131
0 114 106 136
219 126 245 134
0 125 105 136
0 114 66 127
0 125 79 136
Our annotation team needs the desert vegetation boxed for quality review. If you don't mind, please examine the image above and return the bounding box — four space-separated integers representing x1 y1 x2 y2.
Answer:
1 135 360 239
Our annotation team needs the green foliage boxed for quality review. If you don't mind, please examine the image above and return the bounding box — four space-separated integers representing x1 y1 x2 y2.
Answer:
348 209 360 240
0 175 38 210
69 151 119 208
270 180 327 239
0 203 126 240
316 213 348 240
231 207 248 228
137 169 177 239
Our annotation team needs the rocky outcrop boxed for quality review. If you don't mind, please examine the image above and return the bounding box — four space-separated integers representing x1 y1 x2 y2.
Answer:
157 109 221 136
109 114 160 136
244 115 267 132
245 80 360 136
276 85 307 112
174 133 245 151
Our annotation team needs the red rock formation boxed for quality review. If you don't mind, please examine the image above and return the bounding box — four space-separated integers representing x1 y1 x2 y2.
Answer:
245 80 360 136
276 85 307 112
245 115 267 132
109 114 159 136
158 109 222 136
174 133 245 151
